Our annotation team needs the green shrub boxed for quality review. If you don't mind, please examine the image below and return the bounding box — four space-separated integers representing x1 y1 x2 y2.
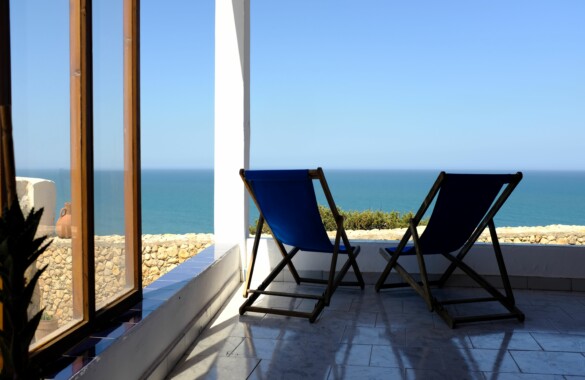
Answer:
249 206 426 234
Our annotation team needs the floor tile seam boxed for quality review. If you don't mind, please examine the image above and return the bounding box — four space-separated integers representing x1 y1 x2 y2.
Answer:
442 355 522 374
452 345 516 352
565 314 585 323
230 338 377 363
527 333 585 354
370 359 454 372
234 335 353 351
355 344 374 369
226 335 250 358
447 346 521 373
530 331 585 348
467 335 490 351
346 324 409 332
455 331 476 348
553 329 585 336
346 295 361 316
327 364 406 379
244 358 263 380
366 342 374 368
340 323 351 345
323 365 334 380
365 360 409 370
184 334 244 360
370 342 438 353
505 364 576 377
402 343 475 350
372 310 384 327
508 348 585 375
553 308 580 321
530 348 585 354
278 333 347 344
479 371 503 380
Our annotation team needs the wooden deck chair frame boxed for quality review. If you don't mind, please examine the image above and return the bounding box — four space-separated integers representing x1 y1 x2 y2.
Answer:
240 168 365 322
375 172 525 328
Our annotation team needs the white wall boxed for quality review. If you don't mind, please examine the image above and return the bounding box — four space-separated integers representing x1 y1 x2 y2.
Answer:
214 0 250 265
246 237 585 288
16 177 56 236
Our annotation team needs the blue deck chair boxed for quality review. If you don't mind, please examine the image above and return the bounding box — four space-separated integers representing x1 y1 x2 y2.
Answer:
240 168 365 322
375 172 525 328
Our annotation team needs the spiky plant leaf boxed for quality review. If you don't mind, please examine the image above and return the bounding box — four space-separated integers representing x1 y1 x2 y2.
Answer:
0 200 51 380
25 238 50 269
22 265 47 315
22 309 45 355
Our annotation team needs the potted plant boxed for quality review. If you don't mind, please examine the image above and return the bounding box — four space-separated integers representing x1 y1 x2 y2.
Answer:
0 201 51 380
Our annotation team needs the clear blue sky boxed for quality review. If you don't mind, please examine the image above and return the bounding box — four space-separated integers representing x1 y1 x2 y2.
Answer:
10 0 585 171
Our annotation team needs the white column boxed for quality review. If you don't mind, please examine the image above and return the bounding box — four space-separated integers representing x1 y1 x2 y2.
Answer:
214 0 250 261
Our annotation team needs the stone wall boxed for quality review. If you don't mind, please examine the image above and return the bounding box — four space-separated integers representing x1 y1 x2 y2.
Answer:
34 233 214 327
338 225 585 245
141 234 214 284
477 225 585 245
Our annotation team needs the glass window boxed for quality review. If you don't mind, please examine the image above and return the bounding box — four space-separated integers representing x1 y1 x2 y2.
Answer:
8 0 142 363
93 0 133 310
11 0 83 348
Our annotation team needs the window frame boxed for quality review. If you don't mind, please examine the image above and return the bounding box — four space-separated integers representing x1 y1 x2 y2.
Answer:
7 0 145 367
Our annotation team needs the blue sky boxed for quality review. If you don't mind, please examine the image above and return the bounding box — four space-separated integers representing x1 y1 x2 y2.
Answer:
11 0 585 171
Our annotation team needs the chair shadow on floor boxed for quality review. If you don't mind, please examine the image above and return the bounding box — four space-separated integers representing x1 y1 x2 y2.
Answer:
344 285 518 379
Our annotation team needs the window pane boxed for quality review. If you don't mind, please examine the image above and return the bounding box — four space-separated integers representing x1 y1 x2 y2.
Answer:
11 0 83 346
93 0 133 309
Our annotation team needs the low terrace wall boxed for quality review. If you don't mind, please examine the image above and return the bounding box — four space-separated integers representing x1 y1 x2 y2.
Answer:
32 225 585 330
248 225 585 293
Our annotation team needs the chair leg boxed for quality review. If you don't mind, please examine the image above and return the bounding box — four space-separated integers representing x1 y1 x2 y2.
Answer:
410 223 435 311
436 251 525 326
319 226 365 307
241 229 364 321
324 231 341 306
240 246 343 322
239 247 300 315
377 224 435 310
339 229 365 289
413 250 434 312
345 250 364 289
376 248 433 312
489 221 515 303
375 248 401 292
275 240 302 284
324 247 363 309
243 217 264 297
375 227 414 292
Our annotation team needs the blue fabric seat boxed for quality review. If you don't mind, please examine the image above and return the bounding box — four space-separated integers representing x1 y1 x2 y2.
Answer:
376 172 525 328
240 168 364 322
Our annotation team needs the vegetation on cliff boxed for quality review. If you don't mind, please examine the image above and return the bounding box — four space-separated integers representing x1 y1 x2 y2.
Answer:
250 206 427 234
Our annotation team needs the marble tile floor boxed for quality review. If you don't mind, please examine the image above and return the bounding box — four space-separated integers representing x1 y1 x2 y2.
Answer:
166 282 585 380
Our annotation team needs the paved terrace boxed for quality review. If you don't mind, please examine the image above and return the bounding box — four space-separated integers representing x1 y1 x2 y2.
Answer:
167 282 585 380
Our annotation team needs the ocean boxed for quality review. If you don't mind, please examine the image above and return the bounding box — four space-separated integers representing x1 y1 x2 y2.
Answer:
16 169 585 235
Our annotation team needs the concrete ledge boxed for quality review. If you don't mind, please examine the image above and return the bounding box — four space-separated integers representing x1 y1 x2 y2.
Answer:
72 244 241 380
